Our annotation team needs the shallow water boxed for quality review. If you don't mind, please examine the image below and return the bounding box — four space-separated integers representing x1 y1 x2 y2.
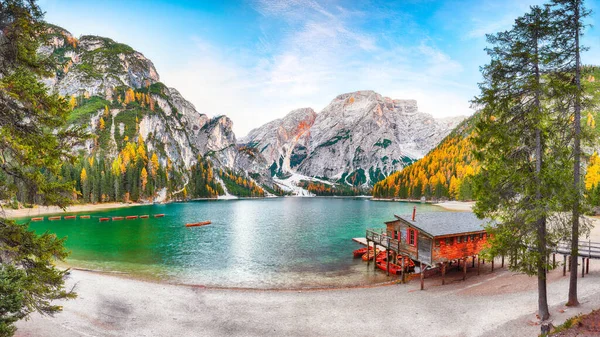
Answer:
24 198 445 289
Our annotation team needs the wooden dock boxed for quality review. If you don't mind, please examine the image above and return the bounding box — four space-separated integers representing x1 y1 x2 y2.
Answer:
352 237 387 251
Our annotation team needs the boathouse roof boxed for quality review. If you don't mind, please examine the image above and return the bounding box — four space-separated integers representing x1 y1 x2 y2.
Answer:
394 212 494 238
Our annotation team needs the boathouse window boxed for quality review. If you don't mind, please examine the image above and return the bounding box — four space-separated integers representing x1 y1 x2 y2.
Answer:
457 236 462 243
435 239 441 247
471 235 476 242
394 230 399 240
479 233 484 239
464 235 469 242
408 229 416 246
445 237 453 245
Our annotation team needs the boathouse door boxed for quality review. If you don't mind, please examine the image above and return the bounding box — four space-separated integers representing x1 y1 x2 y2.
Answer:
418 235 432 265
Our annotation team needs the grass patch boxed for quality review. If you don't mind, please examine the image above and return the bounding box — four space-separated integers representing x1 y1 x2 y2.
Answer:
68 96 110 124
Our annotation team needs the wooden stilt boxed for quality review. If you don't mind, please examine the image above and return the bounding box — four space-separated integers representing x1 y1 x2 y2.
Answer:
462 258 467 281
568 255 571 272
582 257 585 278
477 256 481 276
552 254 556 269
491 258 494 272
472 256 475 268
441 262 446 285
401 255 405 284
482 259 485 265
563 255 567 276
586 258 590 274
374 244 377 271
420 262 424 290
386 249 390 276
501 255 504 268
366 240 370 267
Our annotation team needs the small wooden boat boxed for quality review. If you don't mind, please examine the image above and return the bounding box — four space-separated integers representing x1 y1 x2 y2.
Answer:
139 215 149 219
99 217 110 222
361 248 380 261
353 247 368 258
376 256 415 275
31 217 44 222
154 214 165 218
112 216 124 221
376 261 402 275
48 216 61 221
375 251 387 262
80 215 90 219
64 215 76 220
126 215 138 220
185 221 211 227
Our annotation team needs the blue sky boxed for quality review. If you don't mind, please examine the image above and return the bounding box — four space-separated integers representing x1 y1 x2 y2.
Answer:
40 0 600 136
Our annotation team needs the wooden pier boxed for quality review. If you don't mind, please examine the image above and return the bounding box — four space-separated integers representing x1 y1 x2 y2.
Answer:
352 237 387 252
553 240 600 278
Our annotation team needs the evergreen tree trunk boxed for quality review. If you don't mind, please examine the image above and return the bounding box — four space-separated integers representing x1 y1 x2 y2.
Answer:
567 0 582 307
534 25 550 320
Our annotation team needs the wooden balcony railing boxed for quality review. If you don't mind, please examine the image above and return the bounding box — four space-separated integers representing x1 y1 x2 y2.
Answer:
366 228 418 260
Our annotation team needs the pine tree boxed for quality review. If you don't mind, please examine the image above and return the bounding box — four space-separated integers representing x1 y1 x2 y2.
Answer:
549 0 592 308
80 167 90 202
472 6 570 320
141 167 148 195
0 1 84 333
150 153 159 177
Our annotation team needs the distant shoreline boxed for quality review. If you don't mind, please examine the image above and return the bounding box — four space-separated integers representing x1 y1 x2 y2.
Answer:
371 198 476 211
433 201 475 211
3 197 476 220
2 202 145 219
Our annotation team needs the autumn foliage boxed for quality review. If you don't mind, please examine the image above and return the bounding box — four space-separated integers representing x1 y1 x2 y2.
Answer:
373 119 478 201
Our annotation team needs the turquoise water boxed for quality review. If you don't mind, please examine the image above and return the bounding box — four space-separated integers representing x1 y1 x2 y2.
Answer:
24 198 445 289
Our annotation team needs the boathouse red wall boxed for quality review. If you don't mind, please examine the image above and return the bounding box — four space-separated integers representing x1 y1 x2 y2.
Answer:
432 233 490 262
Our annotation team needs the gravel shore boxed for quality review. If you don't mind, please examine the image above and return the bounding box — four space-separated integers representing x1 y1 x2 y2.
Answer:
2 202 143 219
14 211 600 337
14 261 600 337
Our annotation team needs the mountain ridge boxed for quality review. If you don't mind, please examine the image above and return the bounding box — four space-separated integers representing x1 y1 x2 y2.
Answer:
38 23 467 201
242 90 465 190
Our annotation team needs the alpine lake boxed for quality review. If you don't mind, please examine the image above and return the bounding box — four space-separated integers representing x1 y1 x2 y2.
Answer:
22 198 447 289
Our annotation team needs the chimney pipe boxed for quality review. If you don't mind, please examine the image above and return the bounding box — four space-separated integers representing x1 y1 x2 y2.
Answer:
412 206 416 221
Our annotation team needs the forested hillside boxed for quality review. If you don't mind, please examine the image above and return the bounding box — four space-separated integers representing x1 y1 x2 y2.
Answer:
7 25 283 206
373 66 600 202
372 117 478 200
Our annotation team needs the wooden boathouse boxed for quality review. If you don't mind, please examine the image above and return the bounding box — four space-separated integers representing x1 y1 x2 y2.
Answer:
364 209 494 289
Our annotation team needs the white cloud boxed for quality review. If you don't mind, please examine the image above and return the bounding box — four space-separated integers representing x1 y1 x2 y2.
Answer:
157 0 475 137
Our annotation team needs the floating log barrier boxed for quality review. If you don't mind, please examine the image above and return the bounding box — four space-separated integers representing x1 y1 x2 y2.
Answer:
48 216 61 221
64 215 76 220
185 221 211 227
80 215 90 219
139 215 149 219
31 217 44 222
154 214 165 218
112 216 124 221
126 215 138 220
99 217 110 222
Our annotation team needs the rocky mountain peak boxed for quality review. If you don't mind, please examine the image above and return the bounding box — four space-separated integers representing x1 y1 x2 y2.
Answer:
242 90 465 187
